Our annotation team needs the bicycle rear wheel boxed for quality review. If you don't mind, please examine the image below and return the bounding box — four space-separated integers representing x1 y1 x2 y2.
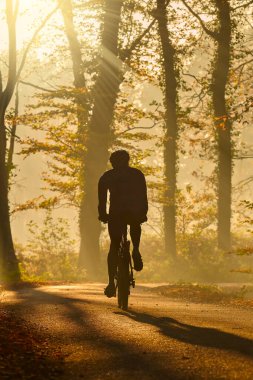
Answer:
117 257 129 310
117 238 130 310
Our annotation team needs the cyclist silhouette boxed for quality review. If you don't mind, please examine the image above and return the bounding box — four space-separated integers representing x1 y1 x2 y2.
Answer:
98 150 148 297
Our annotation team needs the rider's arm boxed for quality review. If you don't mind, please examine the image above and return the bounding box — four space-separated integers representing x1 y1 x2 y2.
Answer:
137 171 148 221
98 174 108 222
141 173 148 215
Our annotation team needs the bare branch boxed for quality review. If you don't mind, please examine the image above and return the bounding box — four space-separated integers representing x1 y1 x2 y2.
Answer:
120 18 157 60
119 0 170 61
0 57 9 69
233 58 253 71
118 121 163 136
181 0 218 39
182 72 202 85
234 176 253 188
58 0 86 89
232 0 253 11
235 155 253 159
119 1 172 62
16 2 62 82
19 80 55 93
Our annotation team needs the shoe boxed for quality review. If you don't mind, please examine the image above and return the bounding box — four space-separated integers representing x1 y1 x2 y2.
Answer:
104 283 116 298
132 248 143 271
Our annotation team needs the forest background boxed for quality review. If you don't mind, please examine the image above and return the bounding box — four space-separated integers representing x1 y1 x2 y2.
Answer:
0 0 252 284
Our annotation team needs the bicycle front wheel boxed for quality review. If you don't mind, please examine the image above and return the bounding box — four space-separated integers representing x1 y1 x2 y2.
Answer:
117 258 129 310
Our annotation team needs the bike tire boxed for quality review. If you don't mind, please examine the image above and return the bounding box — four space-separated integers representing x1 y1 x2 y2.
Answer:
117 258 129 310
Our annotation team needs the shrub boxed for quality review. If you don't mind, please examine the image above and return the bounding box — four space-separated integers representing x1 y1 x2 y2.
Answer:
16 212 86 282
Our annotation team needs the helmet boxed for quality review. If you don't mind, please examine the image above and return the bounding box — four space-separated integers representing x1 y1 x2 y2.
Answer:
110 150 130 168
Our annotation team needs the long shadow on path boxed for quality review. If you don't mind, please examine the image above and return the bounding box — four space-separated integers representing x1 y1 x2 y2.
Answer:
3 287 188 380
115 310 253 359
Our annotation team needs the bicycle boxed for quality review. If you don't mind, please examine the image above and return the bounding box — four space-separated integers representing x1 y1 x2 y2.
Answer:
115 224 135 311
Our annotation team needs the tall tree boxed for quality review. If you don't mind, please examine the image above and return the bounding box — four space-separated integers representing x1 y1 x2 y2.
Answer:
78 0 159 274
21 1 157 277
79 0 124 274
59 0 125 273
156 0 179 259
213 0 232 251
0 1 61 281
182 0 232 251
0 0 20 281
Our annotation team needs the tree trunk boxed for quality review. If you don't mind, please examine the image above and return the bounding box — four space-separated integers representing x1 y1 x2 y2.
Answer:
78 0 124 276
0 1 20 282
212 0 232 251
7 84 19 175
0 110 19 281
156 0 178 259
59 0 88 136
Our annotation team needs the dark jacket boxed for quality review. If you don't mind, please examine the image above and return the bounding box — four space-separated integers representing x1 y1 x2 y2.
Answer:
98 166 148 222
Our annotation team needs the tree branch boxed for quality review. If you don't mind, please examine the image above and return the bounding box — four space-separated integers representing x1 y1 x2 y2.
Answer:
182 72 202 84
232 0 253 11
118 1 172 62
58 0 86 89
3 0 18 111
234 176 253 188
16 2 62 82
118 121 163 136
235 155 253 159
120 18 157 60
181 0 218 39
233 58 253 71
119 0 172 62
19 80 55 93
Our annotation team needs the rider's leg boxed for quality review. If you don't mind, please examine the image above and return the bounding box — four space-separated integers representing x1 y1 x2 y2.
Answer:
107 246 119 285
130 223 141 249
130 223 143 271
107 218 122 284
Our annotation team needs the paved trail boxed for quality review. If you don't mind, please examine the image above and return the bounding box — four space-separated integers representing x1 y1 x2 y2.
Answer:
2 284 253 379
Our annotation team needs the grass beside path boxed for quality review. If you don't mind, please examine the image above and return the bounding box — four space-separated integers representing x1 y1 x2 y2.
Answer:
151 283 253 308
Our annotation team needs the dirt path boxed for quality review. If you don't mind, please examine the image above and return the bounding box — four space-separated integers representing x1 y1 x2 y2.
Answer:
1 283 253 379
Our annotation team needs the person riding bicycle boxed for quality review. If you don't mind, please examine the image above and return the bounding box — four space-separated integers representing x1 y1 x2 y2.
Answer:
98 149 148 298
